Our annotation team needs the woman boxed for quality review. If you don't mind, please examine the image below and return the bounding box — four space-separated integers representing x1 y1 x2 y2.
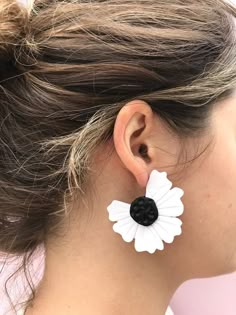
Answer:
0 0 236 314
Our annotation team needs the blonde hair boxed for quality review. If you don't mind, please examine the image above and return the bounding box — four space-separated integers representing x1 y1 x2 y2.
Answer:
0 0 235 312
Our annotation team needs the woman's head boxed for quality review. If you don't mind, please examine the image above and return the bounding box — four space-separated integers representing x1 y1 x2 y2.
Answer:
0 0 236 310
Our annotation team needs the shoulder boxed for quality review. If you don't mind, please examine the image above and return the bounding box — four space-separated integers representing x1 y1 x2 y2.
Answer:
165 305 175 315
17 309 25 315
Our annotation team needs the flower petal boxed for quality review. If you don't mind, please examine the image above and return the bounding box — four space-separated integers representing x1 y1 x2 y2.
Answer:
145 170 172 203
134 224 165 253
158 215 183 226
134 224 147 252
142 226 160 254
152 220 175 243
157 188 184 217
158 204 184 217
113 216 135 239
107 200 130 221
157 219 182 236
148 225 165 251
122 220 138 243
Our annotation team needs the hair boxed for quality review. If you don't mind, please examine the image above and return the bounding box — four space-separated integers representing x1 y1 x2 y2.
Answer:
0 0 235 312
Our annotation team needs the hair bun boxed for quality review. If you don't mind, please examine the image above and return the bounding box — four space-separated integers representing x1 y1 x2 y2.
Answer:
0 0 28 81
0 0 28 60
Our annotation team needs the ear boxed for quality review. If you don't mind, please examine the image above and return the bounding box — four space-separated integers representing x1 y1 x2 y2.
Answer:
113 99 160 188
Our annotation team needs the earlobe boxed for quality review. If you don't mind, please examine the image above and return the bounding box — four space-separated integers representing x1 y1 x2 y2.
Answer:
113 100 153 188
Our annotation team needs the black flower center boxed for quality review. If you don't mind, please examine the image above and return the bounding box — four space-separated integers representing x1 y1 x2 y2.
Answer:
130 196 159 226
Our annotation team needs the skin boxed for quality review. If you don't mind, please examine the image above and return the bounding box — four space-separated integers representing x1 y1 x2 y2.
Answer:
25 95 236 315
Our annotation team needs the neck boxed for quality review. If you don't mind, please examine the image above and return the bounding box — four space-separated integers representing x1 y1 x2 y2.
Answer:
25 224 183 315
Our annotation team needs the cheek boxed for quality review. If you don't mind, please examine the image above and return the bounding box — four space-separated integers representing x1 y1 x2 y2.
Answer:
179 137 236 275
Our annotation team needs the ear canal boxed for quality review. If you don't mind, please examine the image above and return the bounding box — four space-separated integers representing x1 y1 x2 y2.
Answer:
139 144 150 161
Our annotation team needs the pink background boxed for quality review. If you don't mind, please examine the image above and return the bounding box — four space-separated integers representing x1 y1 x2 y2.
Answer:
0 250 236 315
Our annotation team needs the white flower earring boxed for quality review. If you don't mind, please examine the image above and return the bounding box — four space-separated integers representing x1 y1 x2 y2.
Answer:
107 169 184 254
